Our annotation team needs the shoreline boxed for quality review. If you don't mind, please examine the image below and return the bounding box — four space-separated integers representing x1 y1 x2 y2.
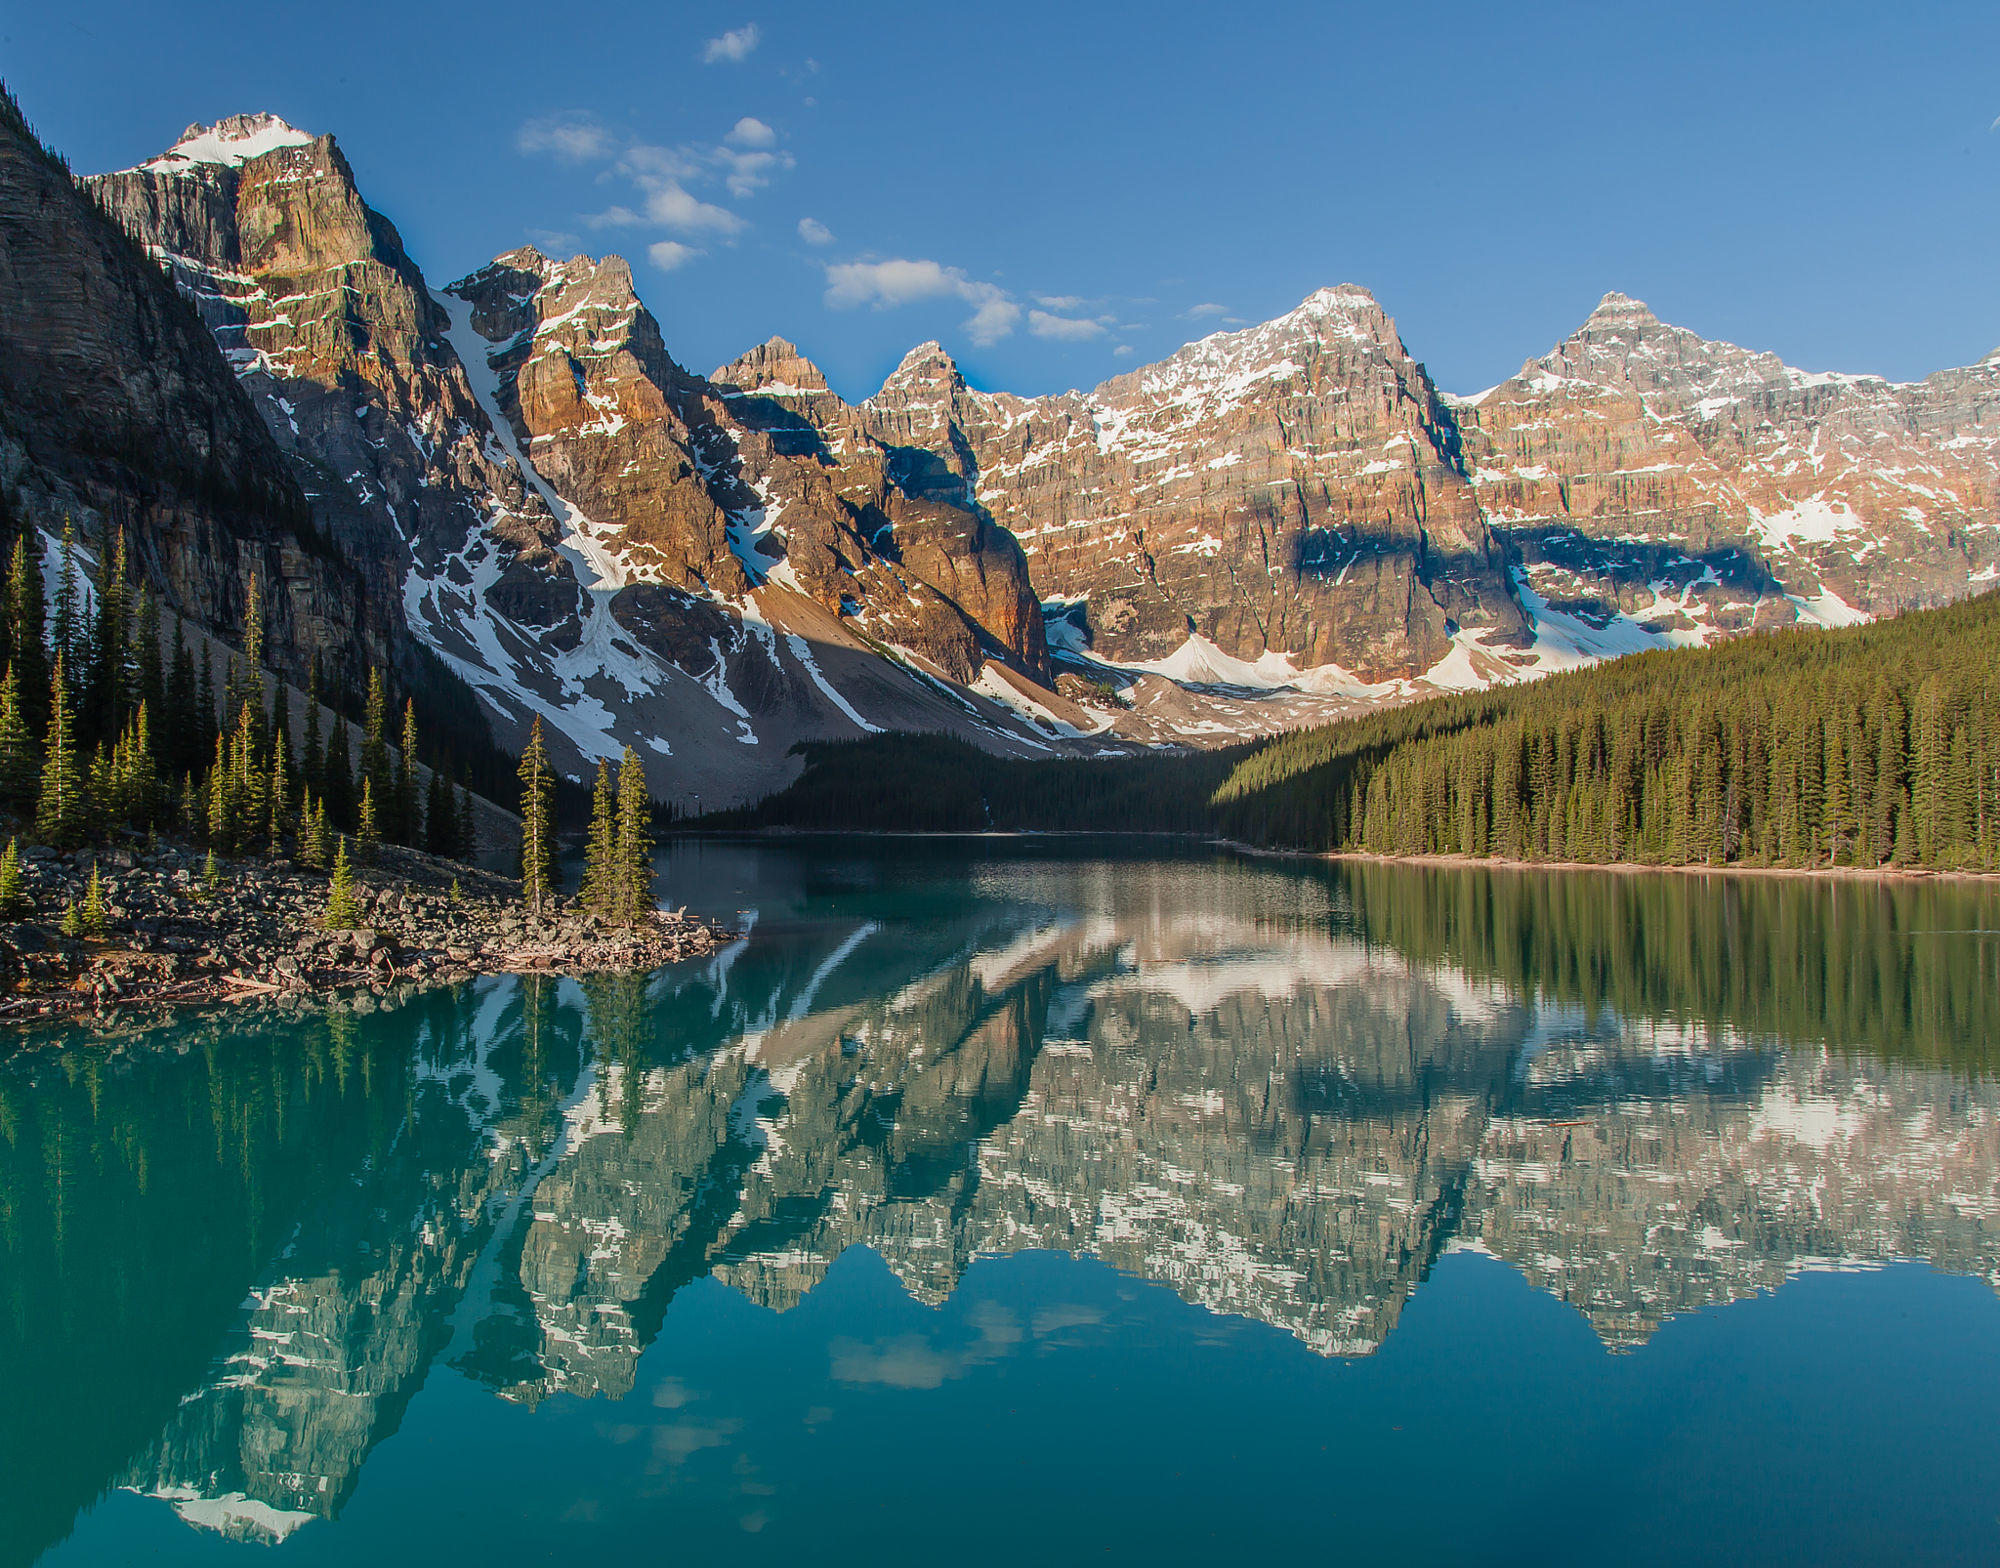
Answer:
681 827 2000 885
0 840 735 1035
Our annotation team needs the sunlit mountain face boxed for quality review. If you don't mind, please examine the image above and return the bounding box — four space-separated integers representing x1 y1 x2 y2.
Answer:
4 842 1997 1564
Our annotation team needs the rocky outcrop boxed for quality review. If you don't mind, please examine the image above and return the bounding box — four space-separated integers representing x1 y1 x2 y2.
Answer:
0 95 360 684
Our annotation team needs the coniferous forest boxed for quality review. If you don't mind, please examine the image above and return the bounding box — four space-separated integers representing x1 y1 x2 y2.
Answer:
0 516 484 870
729 591 2000 875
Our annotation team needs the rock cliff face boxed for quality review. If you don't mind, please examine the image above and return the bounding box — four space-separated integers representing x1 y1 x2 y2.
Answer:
85 115 568 688
449 247 1048 685
865 286 1527 682
1452 292 2000 639
0 96 360 682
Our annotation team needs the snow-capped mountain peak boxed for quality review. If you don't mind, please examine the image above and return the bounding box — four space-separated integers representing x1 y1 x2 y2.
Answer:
140 113 314 172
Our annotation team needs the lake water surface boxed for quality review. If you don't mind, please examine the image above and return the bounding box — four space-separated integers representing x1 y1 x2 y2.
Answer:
6 839 1999 1566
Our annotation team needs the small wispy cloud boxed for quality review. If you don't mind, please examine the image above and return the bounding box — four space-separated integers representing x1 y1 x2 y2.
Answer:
703 23 760 64
1112 344 1135 357
1033 293 1084 310
648 240 703 271
525 227 580 254
1028 309 1105 341
797 216 834 246
1184 302 1229 319
727 116 777 148
516 112 614 162
823 257 1021 344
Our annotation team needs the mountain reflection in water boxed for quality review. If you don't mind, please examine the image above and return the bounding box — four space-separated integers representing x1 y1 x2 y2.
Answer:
2 844 1996 1564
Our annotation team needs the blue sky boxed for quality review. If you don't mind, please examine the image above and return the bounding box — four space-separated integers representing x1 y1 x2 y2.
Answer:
8 1 1999 401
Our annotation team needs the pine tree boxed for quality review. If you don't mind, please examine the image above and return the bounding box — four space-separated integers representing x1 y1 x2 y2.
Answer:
517 716 555 914
34 656 84 848
165 617 197 779
356 777 380 863
6 533 48 744
302 666 324 796
324 836 361 929
580 758 617 917
615 745 652 924
269 739 292 851
0 837 27 918
361 669 390 835
50 519 79 675
394 700 420 846
322 720 355 829
0 664 38 813
84 529 130 748
80 863 108 938
135 586 163 726
196 646 217 760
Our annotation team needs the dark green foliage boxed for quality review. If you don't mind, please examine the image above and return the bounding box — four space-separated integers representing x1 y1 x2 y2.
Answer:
615 746 652 921
6 535 48 743
517 717 555 913
1209 590 2000 872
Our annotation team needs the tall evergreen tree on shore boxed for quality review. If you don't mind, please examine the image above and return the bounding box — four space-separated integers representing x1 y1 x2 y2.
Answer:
6 535 48 743
517 716 555 914
615 745 652 923
394 700 420 846
0 665 37 811
34 656 83 848
580 758 616 918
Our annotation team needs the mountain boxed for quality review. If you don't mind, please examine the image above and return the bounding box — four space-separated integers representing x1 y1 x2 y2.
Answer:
1454 290 2000 637
71 105 2000 806
0 95 361 686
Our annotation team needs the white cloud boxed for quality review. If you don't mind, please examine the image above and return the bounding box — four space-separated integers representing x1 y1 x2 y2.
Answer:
641 181 745 234
516 112 613 163
585 205 643 229
1185 302 1229 318
728 116 777 147
1112 344 1135 357
703 23 760 63
797 217 835 246
648 241 703 271
1028 309 1105 341
526 227 580 253
822 257 1022 344
1033 294 1084 310
717 147 789 198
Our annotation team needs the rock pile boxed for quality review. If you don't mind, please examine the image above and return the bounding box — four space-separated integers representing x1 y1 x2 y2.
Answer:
0 841 733 1024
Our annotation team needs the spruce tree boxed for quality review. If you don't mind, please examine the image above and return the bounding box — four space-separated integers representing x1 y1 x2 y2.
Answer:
136 586 163 726
356 777 380 864
362 669 390 836
324 836 360 929
0 836 25 918
84 529 129 748
615 745 652 924
395 700 420 846
322 720 355 829
165 617 197 779
34 656 84 848
517 716 555 914
0 664 38 813
50 520 78 675
580 758 616 917
6 534 48 744
80 863 107 938
302 666 325 795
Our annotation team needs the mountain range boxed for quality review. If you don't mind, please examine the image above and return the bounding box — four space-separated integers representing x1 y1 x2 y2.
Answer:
5 100 1996 803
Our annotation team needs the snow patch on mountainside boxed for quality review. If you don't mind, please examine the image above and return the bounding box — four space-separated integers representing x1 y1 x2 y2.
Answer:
143 115 313 172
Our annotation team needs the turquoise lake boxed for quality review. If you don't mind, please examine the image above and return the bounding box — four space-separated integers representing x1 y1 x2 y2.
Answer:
5 839 1999 1565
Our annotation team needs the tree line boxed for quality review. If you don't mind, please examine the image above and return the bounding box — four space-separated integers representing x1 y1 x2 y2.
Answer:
1211 589 2000 871
0 520 483 868
721 591 1999 875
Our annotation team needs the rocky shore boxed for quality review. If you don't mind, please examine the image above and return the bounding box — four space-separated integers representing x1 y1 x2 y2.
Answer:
0 840 735 1027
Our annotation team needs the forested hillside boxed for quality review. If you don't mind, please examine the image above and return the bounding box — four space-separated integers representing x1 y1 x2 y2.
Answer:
1211 590 1999 871
728 592 2000 874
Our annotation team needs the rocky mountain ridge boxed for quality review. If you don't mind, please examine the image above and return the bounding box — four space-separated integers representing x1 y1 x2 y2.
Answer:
56 106 2000 805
